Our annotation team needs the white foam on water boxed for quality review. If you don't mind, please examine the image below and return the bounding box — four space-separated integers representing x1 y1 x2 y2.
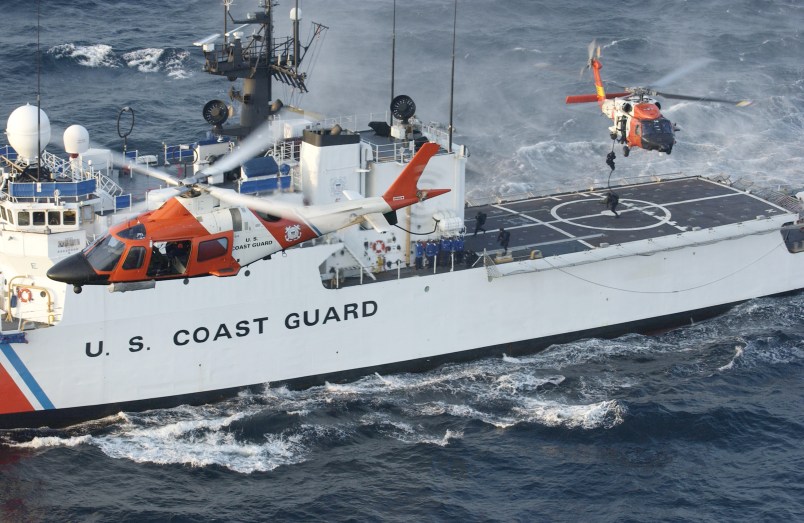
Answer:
91 411 310 473
436 402 519 429
164 49 191 79
718 345 745 372
10 434 91 449
494 373 565 394
123 48 164 73
513 398 626 430
48 43 118 68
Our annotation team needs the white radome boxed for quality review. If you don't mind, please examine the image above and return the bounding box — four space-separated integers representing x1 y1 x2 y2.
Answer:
290 7 302 21
63 124 90 155
5 104 51 163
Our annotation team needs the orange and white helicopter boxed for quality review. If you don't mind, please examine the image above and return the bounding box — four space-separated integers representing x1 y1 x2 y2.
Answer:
566 42 752 157
47 139 448 293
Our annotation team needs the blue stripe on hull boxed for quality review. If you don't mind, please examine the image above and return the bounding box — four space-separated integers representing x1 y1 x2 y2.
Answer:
0 344 55 410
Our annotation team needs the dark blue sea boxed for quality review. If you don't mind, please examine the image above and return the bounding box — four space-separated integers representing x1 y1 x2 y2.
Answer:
1 1 803 521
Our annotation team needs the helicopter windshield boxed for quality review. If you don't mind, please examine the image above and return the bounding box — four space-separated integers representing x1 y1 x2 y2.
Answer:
641 117 673 137
84 234 126 272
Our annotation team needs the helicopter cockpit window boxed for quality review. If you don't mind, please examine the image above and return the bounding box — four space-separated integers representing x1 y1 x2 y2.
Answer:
85 234 126 272
122 246 146 270
197 238 228 262
117 223 146 240
642 118 673 136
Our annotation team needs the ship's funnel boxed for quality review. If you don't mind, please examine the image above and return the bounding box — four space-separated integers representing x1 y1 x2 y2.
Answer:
6 104 51 164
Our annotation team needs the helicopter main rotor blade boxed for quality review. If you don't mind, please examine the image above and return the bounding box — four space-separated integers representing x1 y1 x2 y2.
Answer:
655 91 753 106
651 58 711 89
190 117 278 182
50 124 184 187
204 186 302 221
107 150 184 186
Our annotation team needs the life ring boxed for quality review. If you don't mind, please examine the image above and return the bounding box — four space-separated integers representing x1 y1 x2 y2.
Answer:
17 288 33 303
371 240 386 254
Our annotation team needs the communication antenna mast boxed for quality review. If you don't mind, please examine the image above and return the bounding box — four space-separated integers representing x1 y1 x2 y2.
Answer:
36 0 41 178
389 0 397 126
448 0 458 153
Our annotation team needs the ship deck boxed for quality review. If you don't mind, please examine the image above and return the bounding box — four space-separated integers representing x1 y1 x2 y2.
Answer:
333 175 799 287
461 176 793 258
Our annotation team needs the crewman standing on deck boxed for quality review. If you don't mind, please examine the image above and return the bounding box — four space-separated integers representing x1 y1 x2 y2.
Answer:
474 211 487 235
498 227 511 255
425 239 437 268
414 240 424 270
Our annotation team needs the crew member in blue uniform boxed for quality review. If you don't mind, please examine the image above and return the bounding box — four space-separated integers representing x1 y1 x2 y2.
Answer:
414 240 425 269
440 236 453 266
453 235 465 264
425 239 438 268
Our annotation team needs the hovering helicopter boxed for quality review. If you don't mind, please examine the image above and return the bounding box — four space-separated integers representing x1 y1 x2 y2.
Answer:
565 41 752 157
47 141 448 293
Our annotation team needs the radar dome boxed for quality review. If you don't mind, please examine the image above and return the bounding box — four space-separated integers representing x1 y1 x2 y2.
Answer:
290 7 302 20
63 125 90 155
6 104 51 163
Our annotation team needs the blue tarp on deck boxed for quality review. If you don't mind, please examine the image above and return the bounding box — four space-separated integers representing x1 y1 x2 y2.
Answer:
240 175 292 194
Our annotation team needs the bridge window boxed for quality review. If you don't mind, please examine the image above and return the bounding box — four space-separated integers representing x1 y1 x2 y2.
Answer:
48 211 61 225
0 206 6 222
198 238 228 262
64 210 76 225
17 212 29 226
33 211 45 226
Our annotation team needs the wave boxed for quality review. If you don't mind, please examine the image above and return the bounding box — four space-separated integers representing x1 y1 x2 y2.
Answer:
47 43 191 78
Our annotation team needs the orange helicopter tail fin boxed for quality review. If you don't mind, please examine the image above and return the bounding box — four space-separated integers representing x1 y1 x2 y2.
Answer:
382 142 450 210
590 58 607 105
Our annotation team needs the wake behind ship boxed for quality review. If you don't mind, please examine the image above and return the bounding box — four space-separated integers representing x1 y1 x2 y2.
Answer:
1 1 803 429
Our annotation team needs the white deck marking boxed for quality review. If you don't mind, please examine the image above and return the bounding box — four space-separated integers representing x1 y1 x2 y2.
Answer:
493 203 597 248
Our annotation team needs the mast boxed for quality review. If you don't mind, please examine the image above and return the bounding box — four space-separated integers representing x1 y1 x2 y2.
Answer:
36 0 41 178
200 0 319 138
448 0 457 153
390 0 397 126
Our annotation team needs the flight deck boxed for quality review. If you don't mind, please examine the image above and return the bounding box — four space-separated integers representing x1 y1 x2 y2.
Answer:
461 176 797 258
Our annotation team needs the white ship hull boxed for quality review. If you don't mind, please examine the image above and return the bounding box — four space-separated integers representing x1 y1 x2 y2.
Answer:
3 211 801 428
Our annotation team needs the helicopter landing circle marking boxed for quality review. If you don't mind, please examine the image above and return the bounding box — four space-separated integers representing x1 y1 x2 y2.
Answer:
551 198 671 232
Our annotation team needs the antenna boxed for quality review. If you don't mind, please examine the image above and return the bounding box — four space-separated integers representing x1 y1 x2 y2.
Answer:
448 0 458 153
389 0 397 126
36 0 41 178
293 0 300 70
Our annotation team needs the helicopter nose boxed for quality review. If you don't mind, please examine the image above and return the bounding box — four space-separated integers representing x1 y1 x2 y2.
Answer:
47 254 109 285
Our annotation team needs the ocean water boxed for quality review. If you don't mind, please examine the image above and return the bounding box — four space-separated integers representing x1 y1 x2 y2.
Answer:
1 0 803 520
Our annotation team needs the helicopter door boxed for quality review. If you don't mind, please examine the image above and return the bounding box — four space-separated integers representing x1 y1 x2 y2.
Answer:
629 119 642 148
146 240 191 278
191 231 239 277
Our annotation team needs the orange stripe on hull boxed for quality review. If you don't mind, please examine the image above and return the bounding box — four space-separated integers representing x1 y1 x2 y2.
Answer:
0 362 33 414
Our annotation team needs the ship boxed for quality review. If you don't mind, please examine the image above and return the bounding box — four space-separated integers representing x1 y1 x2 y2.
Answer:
1 1 803 430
